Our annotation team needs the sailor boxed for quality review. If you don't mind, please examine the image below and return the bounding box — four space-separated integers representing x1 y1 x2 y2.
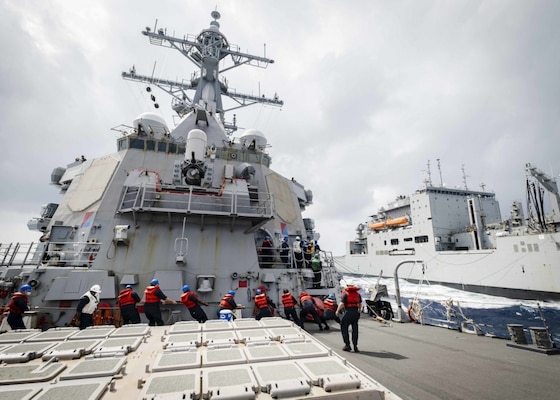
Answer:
117 284 141 324
314 240 321 252
323 293 340 323
311 253 322 288
260 236 274 266
217 290 245 319
180 284 209 323
143 279 177 326
76 284 101 330
299 291 329 331
7 284 33 330
336 284 362 352
293 236 304 268
279 235 290 266
253 288 275 320
281 288 301 326
303 240 314 268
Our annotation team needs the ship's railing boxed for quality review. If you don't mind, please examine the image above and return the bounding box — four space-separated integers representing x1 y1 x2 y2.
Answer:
0 242 102 268
118 185 273 219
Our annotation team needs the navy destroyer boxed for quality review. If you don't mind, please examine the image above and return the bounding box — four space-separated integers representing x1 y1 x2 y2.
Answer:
337 161 560 301
0 11 404 400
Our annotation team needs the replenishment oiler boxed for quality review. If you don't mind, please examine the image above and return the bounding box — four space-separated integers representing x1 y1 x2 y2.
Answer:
337 160 560 301
0 11 397 399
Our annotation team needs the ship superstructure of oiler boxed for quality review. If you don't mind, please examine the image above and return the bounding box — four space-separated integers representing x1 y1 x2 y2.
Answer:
337 161 560 301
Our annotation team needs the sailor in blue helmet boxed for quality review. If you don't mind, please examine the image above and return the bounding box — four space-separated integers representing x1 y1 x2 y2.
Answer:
180 284 209 323
7 284 33 330
117 284 141 325
143 279 177 326
323 293 340 324
217 290 245 319
253 288 274 320
279 235 290 266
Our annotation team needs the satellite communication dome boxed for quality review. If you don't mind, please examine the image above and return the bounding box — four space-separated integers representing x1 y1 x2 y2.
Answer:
239 128 267 149
133 112 169 138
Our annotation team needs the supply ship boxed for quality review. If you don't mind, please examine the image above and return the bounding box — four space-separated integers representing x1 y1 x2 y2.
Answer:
0 11 399 399
337 161 560 301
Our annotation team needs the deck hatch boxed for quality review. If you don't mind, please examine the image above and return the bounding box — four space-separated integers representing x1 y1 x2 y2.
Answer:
0 342 55 363
0 363 66 384
201 365 258 399
59 356 126 380
141 371 199 399
33 377 112 400
42 339 101 360
151 348 201 372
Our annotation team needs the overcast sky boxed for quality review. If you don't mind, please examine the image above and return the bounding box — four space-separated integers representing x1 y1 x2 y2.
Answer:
1 0 559 256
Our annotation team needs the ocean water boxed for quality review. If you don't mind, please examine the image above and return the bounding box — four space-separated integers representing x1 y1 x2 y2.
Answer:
341 275 560 347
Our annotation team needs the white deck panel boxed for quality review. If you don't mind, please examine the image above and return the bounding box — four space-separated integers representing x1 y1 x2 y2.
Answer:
162 332 201 349
139 370 200 400
0 362 66 384
281 338 330 359
235 328 276 344
296 357 362 391
266 326 306 341
201 319 234 331
151 347 200 372
232 318 262 330
166 321 201 334
33 377 112 400
202 344 247 367
202 329 238 345
201 365 258 400
94 336 143 356
243 341 290 363
69 326 116 340
0 329 41 344
59 357 127 380
42 339 102 360
26 327 80 342
258 317 293 328
1 384 42 400
250 360 312 397
108 324 150 337
0 342 56 363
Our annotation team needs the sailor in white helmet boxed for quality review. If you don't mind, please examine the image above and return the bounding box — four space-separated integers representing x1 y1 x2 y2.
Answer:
76 284 101 330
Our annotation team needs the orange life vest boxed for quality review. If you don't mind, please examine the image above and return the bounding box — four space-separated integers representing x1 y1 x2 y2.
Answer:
343 287 361 308
299 292 312 304
118 288 136 306
281 293 296 308
7 292 28 314
219 294 234 309
323 298 336 311
144 286 160 303
181 291 198 309
254 293 269 309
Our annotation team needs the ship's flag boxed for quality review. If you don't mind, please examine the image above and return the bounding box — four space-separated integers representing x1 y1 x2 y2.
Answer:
281 222 288 237
81 211 95 228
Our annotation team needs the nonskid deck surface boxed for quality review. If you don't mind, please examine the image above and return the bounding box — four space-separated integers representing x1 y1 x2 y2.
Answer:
0 318 397 400
311 318 560 400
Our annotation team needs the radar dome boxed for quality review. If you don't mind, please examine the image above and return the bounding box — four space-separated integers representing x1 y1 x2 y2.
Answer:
133 112 169 138
240 129 267 149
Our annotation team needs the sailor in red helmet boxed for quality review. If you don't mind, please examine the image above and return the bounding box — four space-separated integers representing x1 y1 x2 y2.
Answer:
143 279 177 326
336 284 363 352
117 284 141 324
180 284 209 323
299 291 329 331
7 284 33 330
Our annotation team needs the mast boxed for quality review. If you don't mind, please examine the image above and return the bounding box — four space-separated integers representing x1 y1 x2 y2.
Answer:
121 11 283 133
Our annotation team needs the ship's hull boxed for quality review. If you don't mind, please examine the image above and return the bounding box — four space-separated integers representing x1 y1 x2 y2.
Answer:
337 230 560 301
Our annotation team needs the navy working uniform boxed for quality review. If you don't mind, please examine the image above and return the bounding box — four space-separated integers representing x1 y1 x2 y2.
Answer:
254 289 275 320
7 284 33 330
281 288 301 326
180 285 209 323
299 292 329 331
143 279 177 326
336 285 362 352
117 285 141 324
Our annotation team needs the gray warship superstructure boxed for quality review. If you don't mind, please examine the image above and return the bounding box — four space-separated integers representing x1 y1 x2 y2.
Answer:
0 11 342 326
337 161 560 301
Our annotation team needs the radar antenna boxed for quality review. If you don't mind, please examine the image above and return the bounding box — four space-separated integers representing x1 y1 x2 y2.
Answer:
122 11 283 133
